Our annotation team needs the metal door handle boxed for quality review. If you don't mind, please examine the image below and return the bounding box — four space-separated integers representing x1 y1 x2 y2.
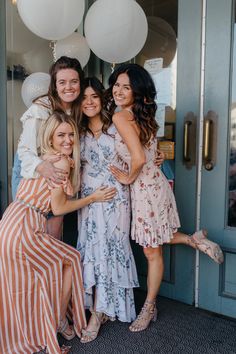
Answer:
203 119 211 161
184 121 192 162
183 112 196 169
203 111 218 171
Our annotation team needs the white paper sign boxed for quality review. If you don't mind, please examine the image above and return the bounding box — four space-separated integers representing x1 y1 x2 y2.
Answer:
155 103 165 137
144 58 163 75
153 68 172 106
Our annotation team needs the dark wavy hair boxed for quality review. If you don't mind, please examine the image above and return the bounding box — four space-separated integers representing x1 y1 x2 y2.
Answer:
105 63 158 146
35 56 84 124
78 77 112 136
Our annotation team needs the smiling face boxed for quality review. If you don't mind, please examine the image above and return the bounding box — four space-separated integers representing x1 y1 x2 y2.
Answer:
81 86 102 119
112 73 134 109
56 69 80 109
51 122 74 156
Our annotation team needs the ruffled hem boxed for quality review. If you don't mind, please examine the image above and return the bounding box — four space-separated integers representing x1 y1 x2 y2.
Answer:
131 222 180 248
84 284 137 322
130 169 181 248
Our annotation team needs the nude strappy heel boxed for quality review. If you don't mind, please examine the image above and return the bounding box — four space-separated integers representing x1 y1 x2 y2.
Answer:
80 310 109 344
129 300 157 332
58 317 76 340
192 230 224 264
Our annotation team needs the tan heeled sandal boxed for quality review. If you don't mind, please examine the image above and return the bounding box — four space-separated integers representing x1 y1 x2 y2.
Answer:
192 230 224 264
129 300 158 332
58 318 76 340
80 310 109 344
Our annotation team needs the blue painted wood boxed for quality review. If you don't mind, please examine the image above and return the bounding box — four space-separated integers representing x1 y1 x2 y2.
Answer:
198 0 236 318
159 0 202 304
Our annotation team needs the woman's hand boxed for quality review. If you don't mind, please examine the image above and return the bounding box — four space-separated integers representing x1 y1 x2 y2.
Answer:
109 165 130 185
154 149 165 167
36 158 68 182
92 186 117 202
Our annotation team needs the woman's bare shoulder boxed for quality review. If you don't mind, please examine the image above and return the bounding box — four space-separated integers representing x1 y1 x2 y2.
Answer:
112 109 133 124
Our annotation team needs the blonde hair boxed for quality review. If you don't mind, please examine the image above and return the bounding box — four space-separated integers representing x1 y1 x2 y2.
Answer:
40 112 80 192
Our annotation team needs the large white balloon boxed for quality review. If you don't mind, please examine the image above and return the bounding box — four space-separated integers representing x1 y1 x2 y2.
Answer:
137 17 177 68
6 0 46 54
17 0 85 40
21 72 50 108
55 33 90 68
22 42 53 74
84 0 148 63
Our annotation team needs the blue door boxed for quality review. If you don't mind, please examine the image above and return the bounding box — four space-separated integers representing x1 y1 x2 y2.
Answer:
198 0 236 317
159 0 236 318
159 0 203 305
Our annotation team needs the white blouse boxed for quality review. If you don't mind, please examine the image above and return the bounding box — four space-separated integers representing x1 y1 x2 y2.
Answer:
17 96 52 179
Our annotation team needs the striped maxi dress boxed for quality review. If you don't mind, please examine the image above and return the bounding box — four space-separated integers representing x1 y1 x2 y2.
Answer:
0 175 86 354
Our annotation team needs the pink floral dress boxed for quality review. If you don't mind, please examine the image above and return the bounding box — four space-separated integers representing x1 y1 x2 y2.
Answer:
115 132 180 248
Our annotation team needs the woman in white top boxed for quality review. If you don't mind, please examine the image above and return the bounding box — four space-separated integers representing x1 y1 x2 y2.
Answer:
12 56 84 238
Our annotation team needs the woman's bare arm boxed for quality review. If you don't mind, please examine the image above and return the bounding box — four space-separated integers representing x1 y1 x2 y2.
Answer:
112 110 146 184
50 157 116 215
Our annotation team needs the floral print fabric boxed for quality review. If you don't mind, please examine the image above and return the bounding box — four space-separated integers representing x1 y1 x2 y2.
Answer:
77 124 139 322
115 133 181 248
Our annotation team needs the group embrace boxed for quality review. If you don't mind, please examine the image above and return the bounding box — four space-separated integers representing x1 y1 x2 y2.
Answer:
0 56 224 354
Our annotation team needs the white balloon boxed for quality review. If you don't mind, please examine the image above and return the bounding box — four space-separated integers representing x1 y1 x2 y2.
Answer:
17 0 85 40
137 17 177 68
6 0 46 54
22 42 53 74
55 33 90 68
21 72 50 108
84 0 148 63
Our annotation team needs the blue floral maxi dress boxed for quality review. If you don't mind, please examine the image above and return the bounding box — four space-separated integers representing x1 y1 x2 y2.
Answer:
77 125 139 322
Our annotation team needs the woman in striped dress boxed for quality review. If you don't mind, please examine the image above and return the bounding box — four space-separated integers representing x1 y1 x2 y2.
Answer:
0 112 116 354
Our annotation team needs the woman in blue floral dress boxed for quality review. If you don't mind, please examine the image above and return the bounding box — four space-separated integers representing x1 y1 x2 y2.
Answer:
77 77 139 343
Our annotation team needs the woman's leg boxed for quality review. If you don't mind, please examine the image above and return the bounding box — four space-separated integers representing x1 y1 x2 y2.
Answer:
58 263 75 339
47 215 63 240
61 264 73 319
145 246 164 302
129 246 163 332
81 290 108 344
169 230 224 264
169 231 196 247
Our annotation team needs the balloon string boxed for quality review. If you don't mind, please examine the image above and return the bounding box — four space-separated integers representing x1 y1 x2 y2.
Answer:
49 41 57 62
111 63 116 73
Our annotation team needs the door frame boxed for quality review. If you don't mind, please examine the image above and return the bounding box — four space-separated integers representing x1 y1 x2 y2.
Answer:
0 0 8 217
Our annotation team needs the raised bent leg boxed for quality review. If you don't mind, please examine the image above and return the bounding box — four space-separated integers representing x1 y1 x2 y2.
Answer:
169 230 224 264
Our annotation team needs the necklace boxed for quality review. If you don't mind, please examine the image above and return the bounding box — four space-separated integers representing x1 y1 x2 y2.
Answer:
89 126 102 136
92 129 102 135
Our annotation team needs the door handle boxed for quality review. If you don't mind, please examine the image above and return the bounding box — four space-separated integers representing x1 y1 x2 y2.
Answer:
183 112 196 169
184 121 191 162
203 111 218 171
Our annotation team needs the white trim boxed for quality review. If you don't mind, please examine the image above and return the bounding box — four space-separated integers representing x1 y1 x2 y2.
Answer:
195 0 207 308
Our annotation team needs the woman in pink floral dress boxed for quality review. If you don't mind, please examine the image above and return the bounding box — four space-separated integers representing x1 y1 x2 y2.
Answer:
107 63 224 333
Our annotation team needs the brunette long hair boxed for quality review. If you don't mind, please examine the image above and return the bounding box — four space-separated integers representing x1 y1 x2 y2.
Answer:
35 56 84 124
105 63 158 146
78 77 112 136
